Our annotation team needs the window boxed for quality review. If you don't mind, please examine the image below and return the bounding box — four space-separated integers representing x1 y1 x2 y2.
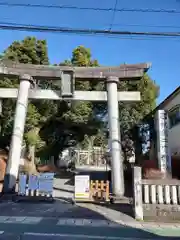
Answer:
168 106 180 128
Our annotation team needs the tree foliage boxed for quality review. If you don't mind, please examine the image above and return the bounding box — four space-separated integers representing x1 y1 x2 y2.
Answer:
38 46 105 163
118 74 159 162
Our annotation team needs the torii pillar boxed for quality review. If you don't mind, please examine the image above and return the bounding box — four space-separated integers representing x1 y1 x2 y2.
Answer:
106 76 124 196
3 74 33 193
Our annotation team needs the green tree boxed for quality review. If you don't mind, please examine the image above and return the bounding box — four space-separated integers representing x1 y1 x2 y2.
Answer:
65 46 105 147
3 37 49 64
38 46 105 165
118 74 159 163
59 59 72 66
0 37 53 155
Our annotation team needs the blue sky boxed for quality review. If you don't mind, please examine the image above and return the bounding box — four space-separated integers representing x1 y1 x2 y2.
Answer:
0 0 179 104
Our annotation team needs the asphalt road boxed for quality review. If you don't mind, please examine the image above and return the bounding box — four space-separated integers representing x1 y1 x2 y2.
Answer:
0 199 178 240
0 222 180 240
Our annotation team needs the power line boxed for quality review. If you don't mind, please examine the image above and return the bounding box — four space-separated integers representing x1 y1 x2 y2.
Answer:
1 2 180 32
0 2 180 14
111 23 180 29
0 21 180 38
109 0 118 30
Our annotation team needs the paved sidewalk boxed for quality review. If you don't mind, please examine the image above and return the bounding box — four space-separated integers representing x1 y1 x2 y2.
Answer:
79 203 180 230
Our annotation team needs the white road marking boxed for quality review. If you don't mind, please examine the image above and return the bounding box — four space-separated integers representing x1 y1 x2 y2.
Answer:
0 216 42 224
22 217 43 224
24 232 163 240
0 216 9 223
5 216 26 223
0 231 4 234
57 218 117 227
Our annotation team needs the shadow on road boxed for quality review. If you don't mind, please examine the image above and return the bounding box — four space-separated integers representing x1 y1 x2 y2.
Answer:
53 187 74 193
0 200 179 239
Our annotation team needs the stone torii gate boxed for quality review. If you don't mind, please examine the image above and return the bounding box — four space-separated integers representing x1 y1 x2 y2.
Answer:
0 61 150 196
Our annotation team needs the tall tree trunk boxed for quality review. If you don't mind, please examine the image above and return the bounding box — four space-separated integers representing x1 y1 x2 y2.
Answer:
28 145 35 164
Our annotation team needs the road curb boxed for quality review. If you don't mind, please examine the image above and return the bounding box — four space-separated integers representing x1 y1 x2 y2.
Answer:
115 220 180 229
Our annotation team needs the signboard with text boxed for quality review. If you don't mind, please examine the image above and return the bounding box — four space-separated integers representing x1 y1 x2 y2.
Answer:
74 175 90 199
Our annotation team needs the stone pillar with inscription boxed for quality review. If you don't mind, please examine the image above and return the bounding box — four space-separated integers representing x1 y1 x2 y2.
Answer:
155 110 171 176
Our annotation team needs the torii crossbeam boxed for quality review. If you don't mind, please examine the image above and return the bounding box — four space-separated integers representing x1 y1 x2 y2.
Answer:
0 61 151 197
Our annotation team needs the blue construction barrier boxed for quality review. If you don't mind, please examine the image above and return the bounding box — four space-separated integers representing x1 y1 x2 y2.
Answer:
16 173 54 202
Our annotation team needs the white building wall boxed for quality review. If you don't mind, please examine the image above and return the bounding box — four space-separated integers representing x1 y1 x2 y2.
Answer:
162 93 180 154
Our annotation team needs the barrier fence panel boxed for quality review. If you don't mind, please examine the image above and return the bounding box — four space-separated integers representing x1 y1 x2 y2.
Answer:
74 174 110 203
133 166 180 221
90 180 110 201
17 173 54 202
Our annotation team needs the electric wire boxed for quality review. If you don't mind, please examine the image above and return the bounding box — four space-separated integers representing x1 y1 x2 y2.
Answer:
111 23 180 29
109 0 118 30
0 22 180 38
0 2 179 14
